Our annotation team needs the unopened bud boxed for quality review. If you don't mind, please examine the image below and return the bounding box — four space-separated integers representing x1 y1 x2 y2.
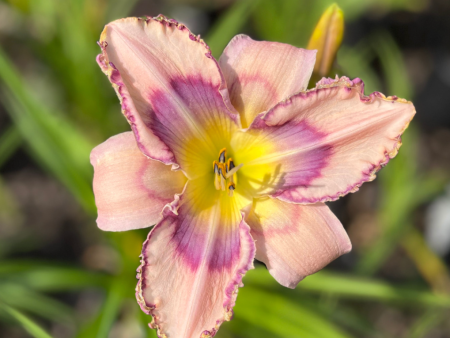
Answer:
307 4 344 77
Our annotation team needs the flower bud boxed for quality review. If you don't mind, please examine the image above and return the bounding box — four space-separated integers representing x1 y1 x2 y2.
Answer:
307 4 344 77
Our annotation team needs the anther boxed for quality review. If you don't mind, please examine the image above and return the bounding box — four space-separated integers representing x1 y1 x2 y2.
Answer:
227 159 235 171
226 159 235 183
219 148 227 163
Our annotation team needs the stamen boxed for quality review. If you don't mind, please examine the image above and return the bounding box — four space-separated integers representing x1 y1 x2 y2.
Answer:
228 182 236 197
219 148 227 163
225 163 243 179
213 162 220 190
213 149 243 196
227 159 235 171
226 159 235 183
218 167 226 191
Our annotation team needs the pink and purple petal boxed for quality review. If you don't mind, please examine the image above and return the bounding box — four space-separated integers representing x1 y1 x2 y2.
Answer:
246 198 351 288
219 35 316 127
90 132 187 231
136 178 255 337
232 76 416 203
98 16 239 177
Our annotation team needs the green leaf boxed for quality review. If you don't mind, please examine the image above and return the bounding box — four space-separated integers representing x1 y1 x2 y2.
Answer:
205 0 262 58
0 126 21 168
0 42 96 213
105 0 140 21
245 267 450 308
356 124 446 275
0 283 74 323
252 1 341 47
74 277 125 338
2 92 95 211
372 31 412 99
96 279 124 338
0 261 109 290
235 286 354 338
310 299 386 338
408 309 446 338
0 303 54 338
221 317 283 338
337 44 382 94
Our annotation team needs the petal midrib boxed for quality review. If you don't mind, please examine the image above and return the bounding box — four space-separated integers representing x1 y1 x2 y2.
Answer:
176 200 228 336
240 95 410 166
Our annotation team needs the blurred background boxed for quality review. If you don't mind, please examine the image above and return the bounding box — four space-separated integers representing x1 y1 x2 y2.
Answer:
0 0 450 337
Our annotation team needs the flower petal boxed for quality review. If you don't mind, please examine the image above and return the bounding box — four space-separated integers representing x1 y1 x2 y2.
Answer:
98 16 239 177
219 35 316 127
90 132 187 231
246 198 351 289
232 76 416 203
136 178 255 337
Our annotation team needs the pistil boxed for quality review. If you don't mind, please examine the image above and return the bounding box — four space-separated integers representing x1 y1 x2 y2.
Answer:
225 163 243 179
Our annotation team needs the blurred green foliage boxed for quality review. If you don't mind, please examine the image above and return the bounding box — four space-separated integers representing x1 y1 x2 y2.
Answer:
0 0 449 337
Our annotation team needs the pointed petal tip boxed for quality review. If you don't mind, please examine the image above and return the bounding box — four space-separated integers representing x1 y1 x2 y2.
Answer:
241 75 415 203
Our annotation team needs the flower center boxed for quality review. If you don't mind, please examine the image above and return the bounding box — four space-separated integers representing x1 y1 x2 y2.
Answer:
213 148 243 197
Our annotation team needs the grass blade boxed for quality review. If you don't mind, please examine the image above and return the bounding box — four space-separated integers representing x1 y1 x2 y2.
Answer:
0 283 74 323
245 267 450 308
96 279 124 338
235 286 354 338
0 44 96 214
337 44 382 94
0 303 54 338
106 0 140 21
372 31 412 99
0 261 109 291
0 126 21 168
205 0 261 58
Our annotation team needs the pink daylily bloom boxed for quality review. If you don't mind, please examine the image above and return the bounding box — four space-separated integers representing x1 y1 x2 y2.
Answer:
91 15 416 338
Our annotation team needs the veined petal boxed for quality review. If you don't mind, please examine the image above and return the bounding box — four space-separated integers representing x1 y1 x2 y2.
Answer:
98 16 240 178
232 76 416 203
90 132 187 231
246 198 351 289
136 178 255 338
219 35 316 128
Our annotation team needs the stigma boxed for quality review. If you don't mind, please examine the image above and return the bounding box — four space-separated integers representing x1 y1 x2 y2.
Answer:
213 148 243 197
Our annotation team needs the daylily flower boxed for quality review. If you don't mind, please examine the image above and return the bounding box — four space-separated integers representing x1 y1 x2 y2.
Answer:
91 15 415 338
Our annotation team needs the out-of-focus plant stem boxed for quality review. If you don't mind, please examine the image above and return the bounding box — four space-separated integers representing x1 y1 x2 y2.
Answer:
402 228 450 294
